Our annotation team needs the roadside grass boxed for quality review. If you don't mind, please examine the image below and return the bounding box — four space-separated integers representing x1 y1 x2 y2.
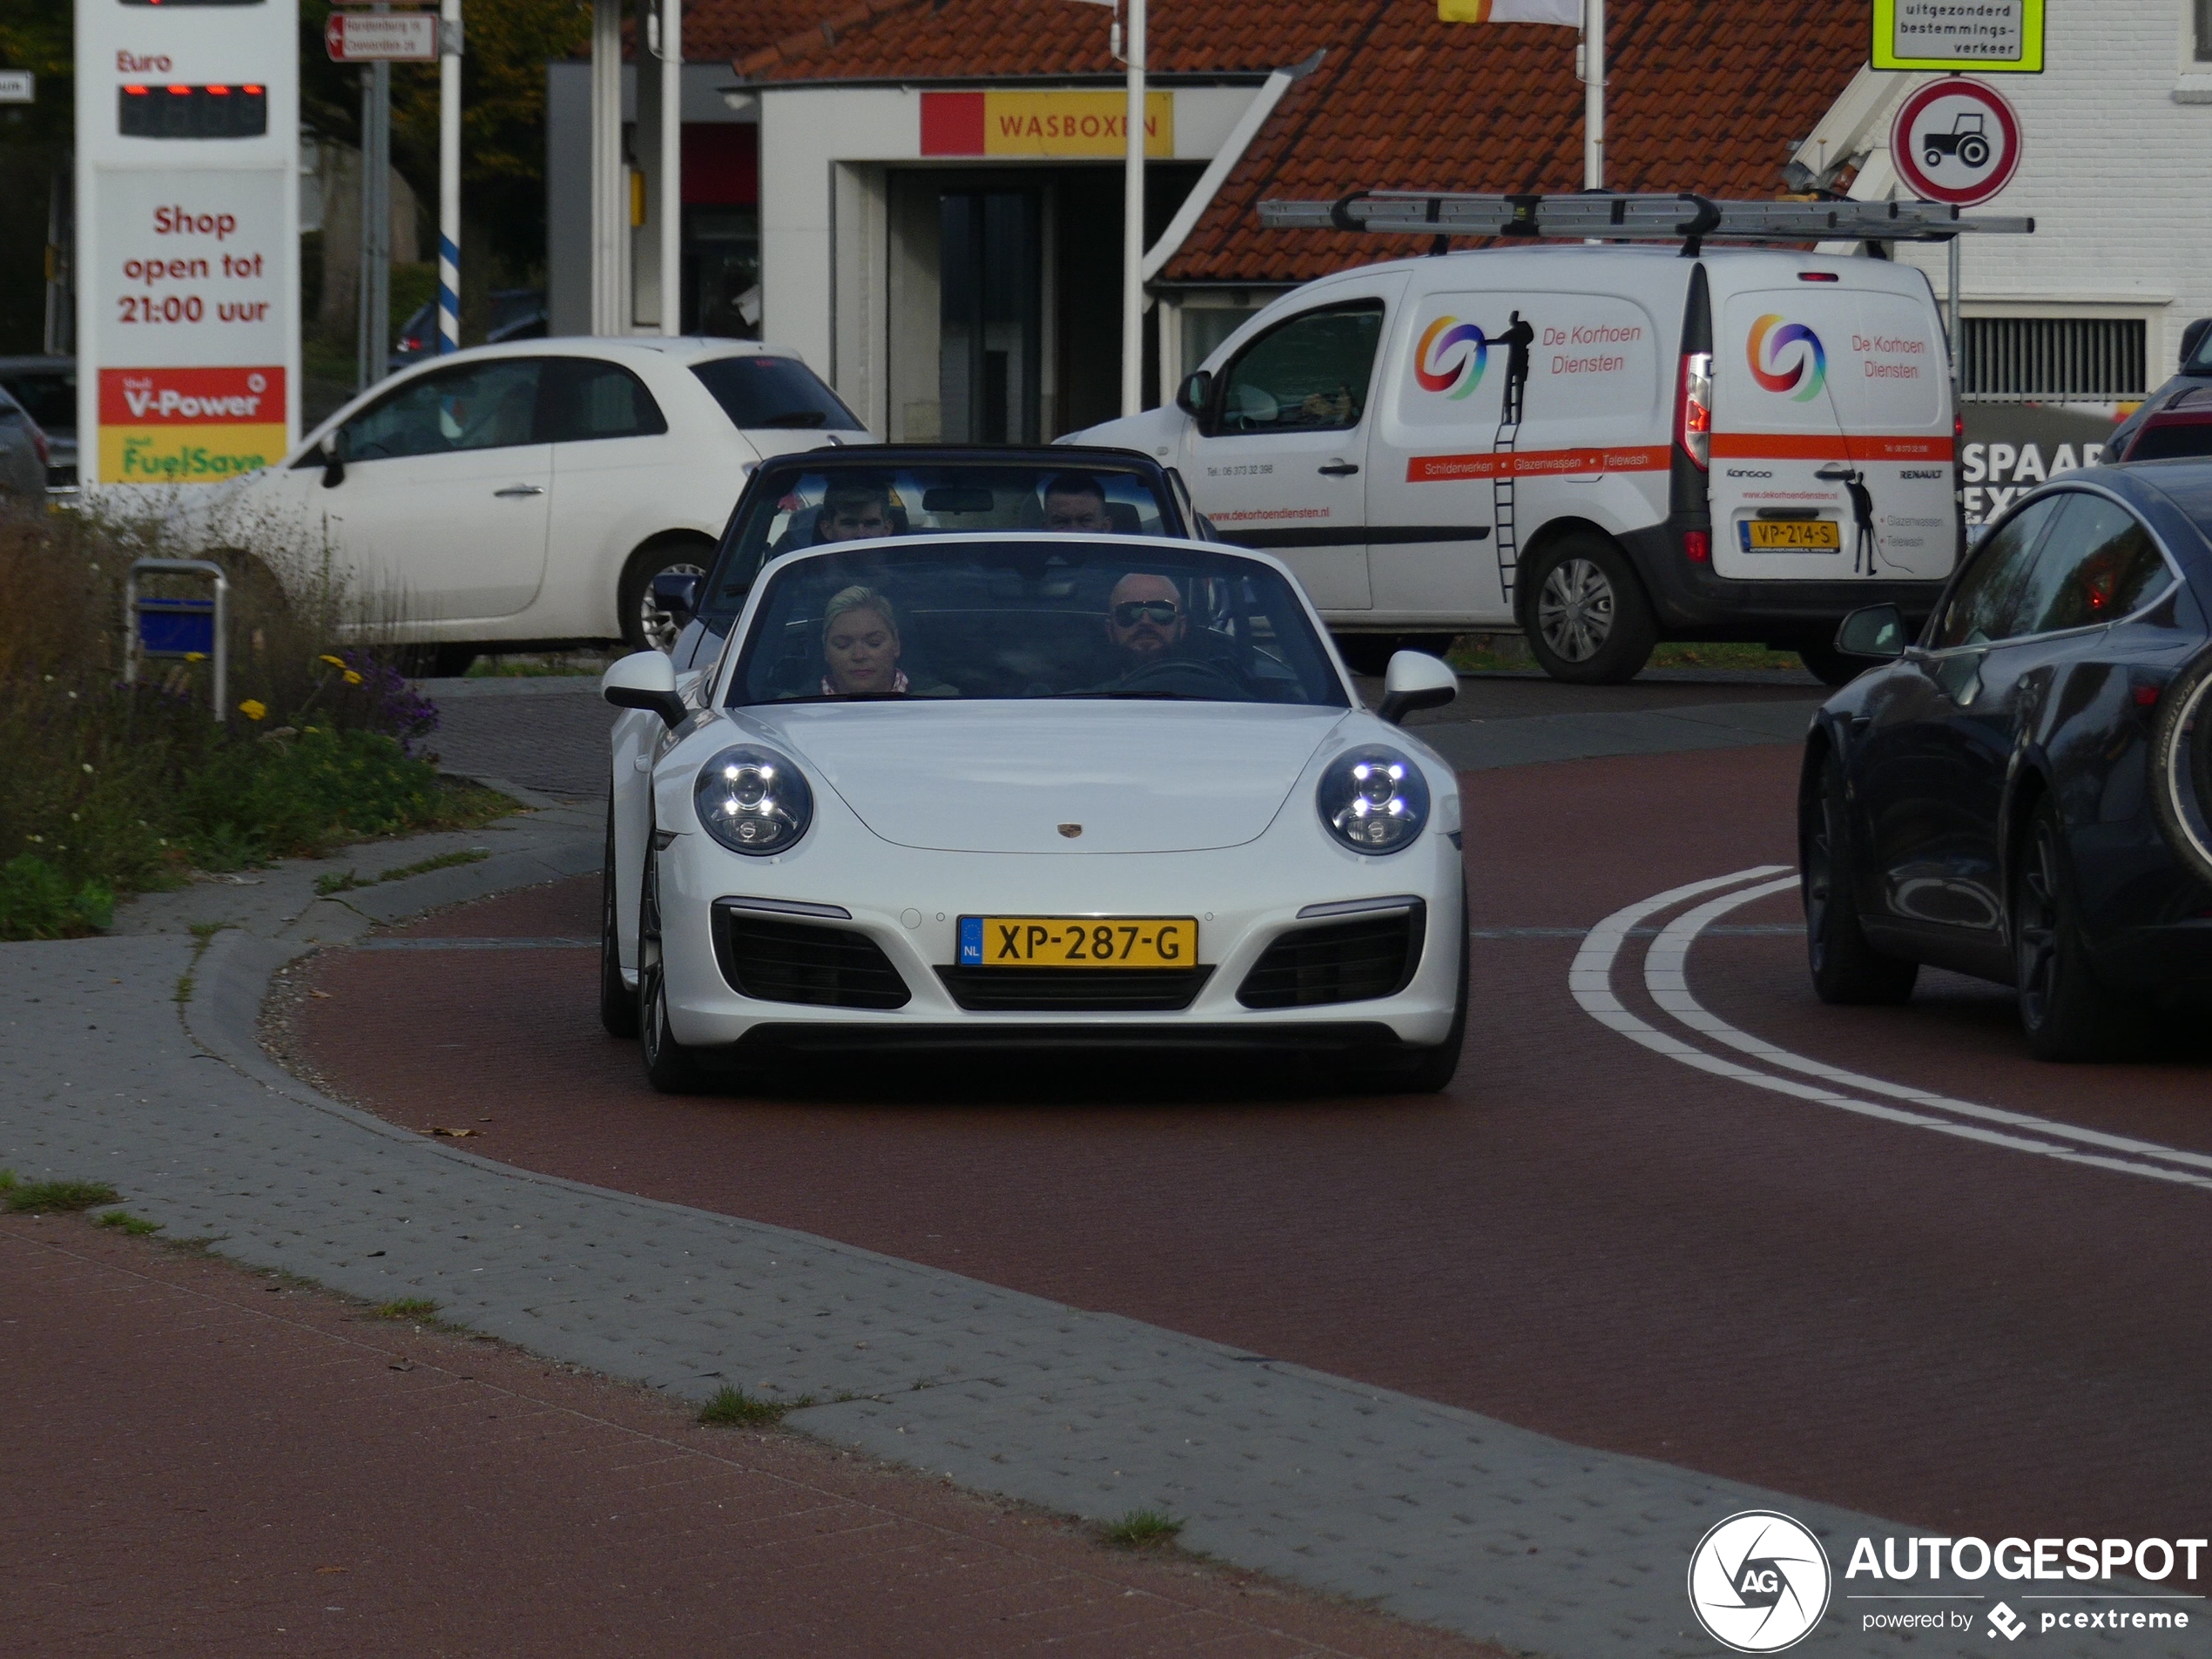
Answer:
0 503 512 941
370 1298 442 1321
93 1210 164 1236
465 651 616 678
698 1386 815 1428
1101 1508 1185 1550
315 846 490 896
3 1178 122 1214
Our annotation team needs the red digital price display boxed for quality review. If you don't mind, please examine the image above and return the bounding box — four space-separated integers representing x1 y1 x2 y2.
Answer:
118 84 268 139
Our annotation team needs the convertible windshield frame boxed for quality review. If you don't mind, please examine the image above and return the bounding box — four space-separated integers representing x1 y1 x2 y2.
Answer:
698 448 1188 624
721 535 1351 712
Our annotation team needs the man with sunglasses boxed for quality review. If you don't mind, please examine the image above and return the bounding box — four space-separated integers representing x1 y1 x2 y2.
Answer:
1103 572 1189 667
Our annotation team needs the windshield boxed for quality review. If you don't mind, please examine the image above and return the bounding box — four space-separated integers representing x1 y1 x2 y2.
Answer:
690 355 865 434
701 462 1177 622
727 541 1346 709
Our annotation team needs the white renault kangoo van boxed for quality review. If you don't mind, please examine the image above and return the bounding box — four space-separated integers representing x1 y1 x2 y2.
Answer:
1078 244 1959 683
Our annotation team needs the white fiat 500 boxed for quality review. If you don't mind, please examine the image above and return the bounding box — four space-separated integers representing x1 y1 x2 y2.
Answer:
598 534 1467 1092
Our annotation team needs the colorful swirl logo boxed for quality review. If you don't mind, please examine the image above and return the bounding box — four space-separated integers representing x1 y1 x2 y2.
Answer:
1415 316 1488 400
1748 314 1827 402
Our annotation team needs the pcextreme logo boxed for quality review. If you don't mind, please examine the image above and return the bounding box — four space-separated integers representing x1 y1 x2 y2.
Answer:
1687 1510 1833 1653
1414 315 1488 400
1747 314 1828 402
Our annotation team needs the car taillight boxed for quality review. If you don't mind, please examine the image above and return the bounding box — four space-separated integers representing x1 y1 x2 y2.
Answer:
1677 351 1712 470
28 425 48 469
1683 529 1710 563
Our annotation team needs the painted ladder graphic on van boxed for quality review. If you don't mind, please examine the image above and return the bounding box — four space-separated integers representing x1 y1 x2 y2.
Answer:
1490 314 1536 610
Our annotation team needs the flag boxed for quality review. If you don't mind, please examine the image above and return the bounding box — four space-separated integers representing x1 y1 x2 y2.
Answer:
1440 0 1582 23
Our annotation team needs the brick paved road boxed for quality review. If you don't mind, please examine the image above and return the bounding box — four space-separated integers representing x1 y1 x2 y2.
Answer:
292 743 2212 1558
1 1215 1494 1659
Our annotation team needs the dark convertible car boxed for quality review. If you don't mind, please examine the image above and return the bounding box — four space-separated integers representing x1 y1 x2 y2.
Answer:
1801 460 2212 1059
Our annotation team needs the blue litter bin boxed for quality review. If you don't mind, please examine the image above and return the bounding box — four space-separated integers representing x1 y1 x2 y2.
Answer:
125 558 230 721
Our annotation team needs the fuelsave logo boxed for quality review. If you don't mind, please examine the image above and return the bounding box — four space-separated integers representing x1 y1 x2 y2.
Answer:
1414 316 1488 400
1747 314 1827 402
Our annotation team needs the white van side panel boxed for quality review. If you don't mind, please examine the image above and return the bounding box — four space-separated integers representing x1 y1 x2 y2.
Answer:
1366 280 1672 627
1711 279 1955 583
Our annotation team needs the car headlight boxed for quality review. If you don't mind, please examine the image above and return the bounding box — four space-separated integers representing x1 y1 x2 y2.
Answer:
694 745 813 855
1316 745 1430 854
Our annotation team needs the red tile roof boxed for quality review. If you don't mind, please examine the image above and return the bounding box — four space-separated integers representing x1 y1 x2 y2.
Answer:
714 0 1869 284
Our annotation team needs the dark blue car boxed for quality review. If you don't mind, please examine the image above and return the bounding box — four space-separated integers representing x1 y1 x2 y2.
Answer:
1799 461 2212 1059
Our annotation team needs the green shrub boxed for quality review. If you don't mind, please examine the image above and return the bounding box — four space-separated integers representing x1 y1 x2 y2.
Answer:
0 504 508 940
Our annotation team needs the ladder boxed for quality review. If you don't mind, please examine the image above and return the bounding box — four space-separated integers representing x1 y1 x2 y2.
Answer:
1258 190 2033 253
1491 314 1533 610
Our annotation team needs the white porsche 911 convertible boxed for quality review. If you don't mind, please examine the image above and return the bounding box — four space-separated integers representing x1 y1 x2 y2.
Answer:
599 533 1467 1092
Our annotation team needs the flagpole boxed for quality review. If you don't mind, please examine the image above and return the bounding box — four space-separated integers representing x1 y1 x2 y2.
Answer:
1582 0 1603 189
1120 0 1146 416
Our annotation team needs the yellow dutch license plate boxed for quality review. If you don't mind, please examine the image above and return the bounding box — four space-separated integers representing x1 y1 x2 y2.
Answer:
958 916 1197 968
1746 519 1842 550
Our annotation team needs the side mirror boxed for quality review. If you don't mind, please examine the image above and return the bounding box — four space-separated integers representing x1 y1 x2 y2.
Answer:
1176 369 1213 420
602 648 687 728
1835 604 1907 662
1378 651 1458 725
2181 317 2211 372
649 569 701 631
320 431 345 489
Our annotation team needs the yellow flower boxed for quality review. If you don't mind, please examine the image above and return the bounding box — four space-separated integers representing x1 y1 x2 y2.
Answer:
239 699 267 721
343 669 364 685
319 654 346 669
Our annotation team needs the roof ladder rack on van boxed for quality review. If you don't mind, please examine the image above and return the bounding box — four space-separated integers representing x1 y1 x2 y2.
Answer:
1258 192 2033 256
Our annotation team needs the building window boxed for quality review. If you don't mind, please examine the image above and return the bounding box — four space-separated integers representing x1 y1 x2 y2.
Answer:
2199 0 2212 61
1959 317 2147 401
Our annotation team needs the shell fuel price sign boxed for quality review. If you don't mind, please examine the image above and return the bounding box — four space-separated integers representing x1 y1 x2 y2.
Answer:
76 0 300 489
98 365 286 483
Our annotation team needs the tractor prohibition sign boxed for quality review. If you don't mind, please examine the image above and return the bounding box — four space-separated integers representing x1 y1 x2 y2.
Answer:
1891 78 2021 206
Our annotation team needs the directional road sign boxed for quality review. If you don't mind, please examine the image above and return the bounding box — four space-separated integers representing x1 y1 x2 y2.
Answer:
325 13 439 63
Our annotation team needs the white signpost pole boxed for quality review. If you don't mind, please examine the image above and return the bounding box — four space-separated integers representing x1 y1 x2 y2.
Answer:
1582 0 1604 189
438 0 462 354
1119 0 1146 417
75 0 300 490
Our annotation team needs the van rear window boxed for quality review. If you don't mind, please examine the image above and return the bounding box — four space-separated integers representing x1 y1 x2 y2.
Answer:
691 356 866 433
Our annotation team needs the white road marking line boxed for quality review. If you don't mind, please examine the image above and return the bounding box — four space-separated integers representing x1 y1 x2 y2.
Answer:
1646 878 2212 1177
1570 868 2212 1196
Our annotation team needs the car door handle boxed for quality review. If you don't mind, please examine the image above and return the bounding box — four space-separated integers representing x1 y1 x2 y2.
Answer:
1318 461 1360 476
493 483 545 497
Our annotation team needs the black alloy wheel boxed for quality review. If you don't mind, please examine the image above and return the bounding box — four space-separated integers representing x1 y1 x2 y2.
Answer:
598 792 639 1038
2011 799 2145 1062
1524 536 1656 685
1803 753 1918 1005
637 828 706 1092
622 541 713 654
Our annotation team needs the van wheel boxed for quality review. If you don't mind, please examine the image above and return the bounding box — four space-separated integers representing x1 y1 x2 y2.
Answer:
1523 536 1656 685
1795 634 1865 688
